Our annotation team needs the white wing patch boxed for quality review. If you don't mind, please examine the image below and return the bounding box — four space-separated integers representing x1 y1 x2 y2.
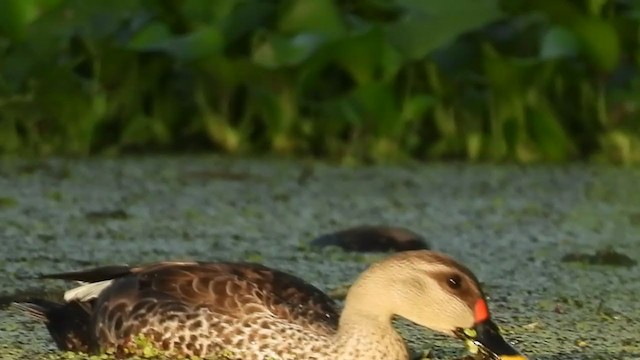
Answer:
64 280 113 302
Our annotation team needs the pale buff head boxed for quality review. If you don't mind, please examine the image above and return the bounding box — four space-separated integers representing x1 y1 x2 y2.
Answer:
341 250 486 336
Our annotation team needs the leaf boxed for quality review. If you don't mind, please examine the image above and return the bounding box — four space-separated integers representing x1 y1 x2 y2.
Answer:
0 118 21 152
586 0 608 16
387 0 503 60
629 0 640 19
221 1 277 43
527 109 573 161
249 0 347 69
482 45 523 94
127 22 172 49
571 17 620 71
540 26 580 60
466 132 483 161
128 24 224 61
598 131 640 165
401 94 434 122
278 0 345 38
349 82 398 134
332 27 402 84
502 116 519 156
181 0 236 23
529 1 620 71
66 0 147 38
252 32 327 68
0 0 33 39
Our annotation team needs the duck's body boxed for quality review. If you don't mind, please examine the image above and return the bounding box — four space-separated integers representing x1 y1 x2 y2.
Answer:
15 251 527 360
18 262 343 359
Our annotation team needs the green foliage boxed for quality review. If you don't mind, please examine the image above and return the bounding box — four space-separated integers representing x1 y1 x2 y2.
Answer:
0 0 639 163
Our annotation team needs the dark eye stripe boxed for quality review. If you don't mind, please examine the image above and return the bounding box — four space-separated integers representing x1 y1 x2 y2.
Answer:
430 267 483 312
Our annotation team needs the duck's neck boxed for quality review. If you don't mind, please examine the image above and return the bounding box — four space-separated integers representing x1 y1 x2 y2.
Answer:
334 273 409 360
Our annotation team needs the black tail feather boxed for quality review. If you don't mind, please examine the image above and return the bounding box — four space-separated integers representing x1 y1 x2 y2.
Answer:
13 299 94 353
39 265 132 283
11 301 49 322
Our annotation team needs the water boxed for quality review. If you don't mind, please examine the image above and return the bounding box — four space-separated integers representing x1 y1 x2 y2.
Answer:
0 157 638 359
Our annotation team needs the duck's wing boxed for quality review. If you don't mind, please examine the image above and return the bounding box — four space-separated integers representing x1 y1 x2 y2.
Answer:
38 261 340 347
128 261 341 330
54 261 340 327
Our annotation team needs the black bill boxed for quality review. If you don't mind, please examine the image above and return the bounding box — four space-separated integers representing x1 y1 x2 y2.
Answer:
455 319 527 360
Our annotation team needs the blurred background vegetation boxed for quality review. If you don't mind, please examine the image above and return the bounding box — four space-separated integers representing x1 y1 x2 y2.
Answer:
0 0 639 163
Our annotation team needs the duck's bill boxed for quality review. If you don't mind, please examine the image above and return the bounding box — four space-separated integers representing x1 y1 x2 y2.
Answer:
454 319 527 360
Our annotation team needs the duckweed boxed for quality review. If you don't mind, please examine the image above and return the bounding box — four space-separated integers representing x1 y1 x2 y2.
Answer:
2 158 640 359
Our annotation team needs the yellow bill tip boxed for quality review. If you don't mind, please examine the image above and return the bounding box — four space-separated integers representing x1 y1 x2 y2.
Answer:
499 355 529 360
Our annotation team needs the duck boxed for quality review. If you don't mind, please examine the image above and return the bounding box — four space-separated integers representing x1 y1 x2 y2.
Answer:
14 250 527 360
310 225 430 252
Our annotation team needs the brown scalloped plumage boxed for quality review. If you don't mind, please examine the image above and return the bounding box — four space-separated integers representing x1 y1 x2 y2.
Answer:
18 262 340 358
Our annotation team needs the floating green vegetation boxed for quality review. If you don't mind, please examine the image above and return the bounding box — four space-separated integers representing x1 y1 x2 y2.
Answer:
561 248 638 268
99 334 240 360
0 197 18 208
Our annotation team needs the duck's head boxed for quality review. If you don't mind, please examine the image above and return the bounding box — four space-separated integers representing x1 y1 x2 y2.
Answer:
343 250 527 360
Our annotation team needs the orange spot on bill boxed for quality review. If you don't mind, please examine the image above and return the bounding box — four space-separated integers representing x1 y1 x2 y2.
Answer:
474 299 489 323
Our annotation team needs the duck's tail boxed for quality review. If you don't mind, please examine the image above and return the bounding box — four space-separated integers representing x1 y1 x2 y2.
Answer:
13 299 94 353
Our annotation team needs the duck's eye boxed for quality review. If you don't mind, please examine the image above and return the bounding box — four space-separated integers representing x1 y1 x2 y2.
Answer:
447 274 463 289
